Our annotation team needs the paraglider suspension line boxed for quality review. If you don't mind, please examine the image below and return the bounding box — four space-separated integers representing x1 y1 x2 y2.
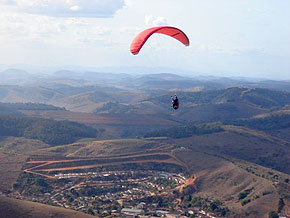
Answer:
171 33 180 37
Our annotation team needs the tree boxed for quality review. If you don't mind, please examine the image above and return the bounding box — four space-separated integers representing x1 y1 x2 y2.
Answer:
268 211 278 218
88 208 95 215
210 202 218 211
35 178 48 187
278 198 285 213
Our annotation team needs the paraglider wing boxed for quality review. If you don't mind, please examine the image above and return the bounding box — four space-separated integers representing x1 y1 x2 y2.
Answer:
130 26 190 55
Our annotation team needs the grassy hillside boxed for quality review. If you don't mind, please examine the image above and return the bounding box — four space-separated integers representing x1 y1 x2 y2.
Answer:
173 127 290 175
150 87 290 108
0 85 64 103
36 138 173 157
0 151 27 192
3 135 290 218
90 87 290 124
0 196 96 218
0 137 49 154
20 110 181 138
174 150 280 218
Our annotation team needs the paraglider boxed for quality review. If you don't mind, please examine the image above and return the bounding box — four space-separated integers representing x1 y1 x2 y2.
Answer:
171 95 179 110
130 26 189 110
130 26 190 55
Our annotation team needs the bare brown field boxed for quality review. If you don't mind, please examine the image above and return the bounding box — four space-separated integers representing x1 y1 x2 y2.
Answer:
33 138 174 159
21 110 178 125
0 196 96 218
173 149 281 218
0 151 28 192
21 110 180 138
176 174 196 192
222 125 289 144
24 151 185 178
32 159 181 174
173 130 290 174
66 138 174 157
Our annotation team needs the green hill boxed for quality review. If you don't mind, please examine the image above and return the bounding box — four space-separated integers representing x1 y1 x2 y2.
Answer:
0 102 65 116
149 87 290 114
144 122 224 138
0 115 98 145
228 113 290 131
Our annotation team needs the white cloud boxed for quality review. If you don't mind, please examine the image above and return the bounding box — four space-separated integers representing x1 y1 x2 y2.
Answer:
70 5 80 11
0 0 15 5
0 12 112 49
0 0 128 17
247 8 263 13
145 14 168 27
123 0 134 7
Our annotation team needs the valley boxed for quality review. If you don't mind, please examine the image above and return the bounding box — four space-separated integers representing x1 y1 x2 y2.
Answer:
1 70 290 218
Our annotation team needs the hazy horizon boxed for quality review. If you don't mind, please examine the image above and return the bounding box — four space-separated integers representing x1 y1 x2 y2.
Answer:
0 0 290 80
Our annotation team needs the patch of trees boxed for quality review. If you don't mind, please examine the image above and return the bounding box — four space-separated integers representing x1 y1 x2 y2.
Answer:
238 188 253 200
180 195 230 217
268 211 279 218
94 102 132 114
138 195 174 208
15 173 52 195
278 198 285 213
144 122 224 138
0 102 66 111
228 114 290 130
84 162 185 174
80 185 125 197
0 115 98 145
0 103 23 116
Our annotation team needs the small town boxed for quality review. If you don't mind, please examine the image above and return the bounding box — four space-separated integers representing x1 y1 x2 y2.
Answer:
8 170 225 218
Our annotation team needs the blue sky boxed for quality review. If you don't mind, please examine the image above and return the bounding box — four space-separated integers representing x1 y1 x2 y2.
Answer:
0 0 289 79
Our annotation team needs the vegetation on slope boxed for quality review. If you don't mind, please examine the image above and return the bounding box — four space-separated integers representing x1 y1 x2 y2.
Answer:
0 102 65 116
228 114 290 130
151 87 290 108
144 122 224 138
94 102 133 114
0 115 98 145
0 102 66 111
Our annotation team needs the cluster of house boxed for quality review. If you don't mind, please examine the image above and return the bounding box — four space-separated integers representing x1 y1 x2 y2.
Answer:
8 170 227 217
278 214 290 218
120 204 220 218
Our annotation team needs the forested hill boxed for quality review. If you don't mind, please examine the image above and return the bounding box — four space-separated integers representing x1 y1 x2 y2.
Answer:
0 115 98 145
0 103 65 116
0 102 65 111
0 104 23 116
144 122 224 138
227 113 290 130
150 87 290 108
145 113 290 139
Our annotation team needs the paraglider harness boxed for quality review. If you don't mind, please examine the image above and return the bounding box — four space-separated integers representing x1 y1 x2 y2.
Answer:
171 95 179 110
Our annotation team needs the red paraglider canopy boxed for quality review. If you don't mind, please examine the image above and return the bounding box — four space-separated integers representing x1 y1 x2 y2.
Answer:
130 26 190 55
